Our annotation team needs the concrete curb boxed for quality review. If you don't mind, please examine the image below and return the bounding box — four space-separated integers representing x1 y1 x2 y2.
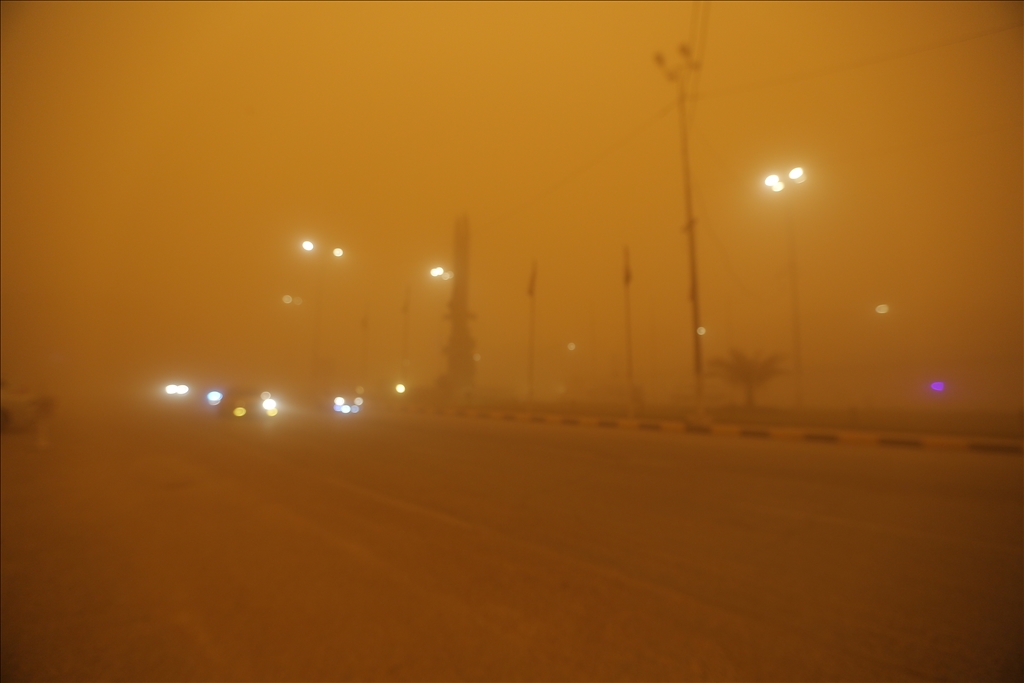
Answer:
398 406 1023 454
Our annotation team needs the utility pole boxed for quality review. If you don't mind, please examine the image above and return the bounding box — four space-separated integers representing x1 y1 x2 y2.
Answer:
623 247 636 418
360 309 369 391
401 284 411 383
527 260 537 409
442 215 475 401
786 203 804 408
656 39 707 422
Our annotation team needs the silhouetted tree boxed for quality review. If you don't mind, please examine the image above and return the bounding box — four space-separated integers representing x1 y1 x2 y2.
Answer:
710 349 786 408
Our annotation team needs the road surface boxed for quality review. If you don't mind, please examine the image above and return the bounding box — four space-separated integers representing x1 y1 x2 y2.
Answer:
2 409 1021 680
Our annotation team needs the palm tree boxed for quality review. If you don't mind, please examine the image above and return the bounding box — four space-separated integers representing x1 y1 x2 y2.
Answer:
709 349 787 408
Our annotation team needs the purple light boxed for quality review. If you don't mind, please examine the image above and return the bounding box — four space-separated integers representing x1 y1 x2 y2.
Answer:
930 381 945 392
333 404 344 412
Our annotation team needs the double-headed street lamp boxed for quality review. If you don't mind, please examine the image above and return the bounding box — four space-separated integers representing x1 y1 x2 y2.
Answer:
764 167 806 407
296 239 345 387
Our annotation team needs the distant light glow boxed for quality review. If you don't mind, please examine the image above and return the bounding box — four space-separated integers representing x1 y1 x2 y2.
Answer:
696 327 706 335
233 407 246 417
765 175 779 186
875 304 889 314
354 397 363 406
207 391 223 405
430 267 444 277
302 241 314 251
266 408 278 416
351 406 360 413
396 384 406 393
262 398 277 410
333 248 343 257
772 182 785 192
334 396 345 405
789 167 804 180
293 297 303 305
165 384 178 394
441 271 453 280
356 386 365 394
930 382 945 392
333 404 344 412
260 391 271 400
283 295 293 304
341 405 352 413
567 343 576 351
473 353 481 361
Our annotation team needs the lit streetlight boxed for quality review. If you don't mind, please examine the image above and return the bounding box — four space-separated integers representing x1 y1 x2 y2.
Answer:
765 166 808 407
297 238 346 390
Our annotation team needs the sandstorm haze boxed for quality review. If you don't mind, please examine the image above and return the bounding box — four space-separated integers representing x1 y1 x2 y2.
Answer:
2 1 1022 414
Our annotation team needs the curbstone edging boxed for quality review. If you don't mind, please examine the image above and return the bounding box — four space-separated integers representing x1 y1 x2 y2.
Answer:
395 406 1022 454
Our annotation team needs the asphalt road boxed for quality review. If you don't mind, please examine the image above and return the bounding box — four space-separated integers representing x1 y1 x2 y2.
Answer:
2 409 1021 681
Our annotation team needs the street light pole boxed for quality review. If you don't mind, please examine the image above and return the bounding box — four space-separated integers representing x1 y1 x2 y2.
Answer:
300 240 344 393
527 260 537 409
656 45 706 420
401 285 410 383
765 168 806 408
786 204 804 408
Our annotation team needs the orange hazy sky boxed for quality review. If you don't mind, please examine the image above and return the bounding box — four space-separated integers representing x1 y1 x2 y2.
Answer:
2 1 1021 410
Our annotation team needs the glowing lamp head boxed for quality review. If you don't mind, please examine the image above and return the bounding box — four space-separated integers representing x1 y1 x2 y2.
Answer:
207 391 223 405
765 175 779 187
165 384 178 394
354 397 363 406
283 295 293 304
260 392 271 400
302 241 314 251
233 407 246 417
430 267 444 277
333 248 343 257
875 304 889 314
395 384 406 394
696 326 706 335
772 182 785 192
334 396 345 405
341 405 352 413
788 167 804 180
262 398 277 411
930 382 945 392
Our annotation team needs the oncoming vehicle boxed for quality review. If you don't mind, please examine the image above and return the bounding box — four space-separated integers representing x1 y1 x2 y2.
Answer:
205 388 280 419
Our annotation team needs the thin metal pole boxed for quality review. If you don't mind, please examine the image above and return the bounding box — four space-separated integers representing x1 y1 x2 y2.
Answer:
401 285 410 381
786 202 803 408
623 246 635 418
310 255 326 387
360 309 369 390
676 66 705 418
527 260 537 409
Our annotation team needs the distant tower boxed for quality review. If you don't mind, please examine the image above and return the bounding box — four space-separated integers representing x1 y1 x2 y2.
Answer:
441 215 476 399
